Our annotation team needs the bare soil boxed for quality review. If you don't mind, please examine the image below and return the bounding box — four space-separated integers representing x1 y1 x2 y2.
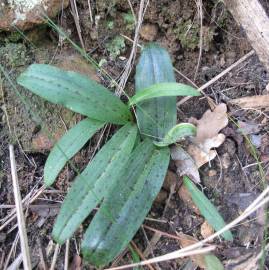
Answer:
0 0 269 269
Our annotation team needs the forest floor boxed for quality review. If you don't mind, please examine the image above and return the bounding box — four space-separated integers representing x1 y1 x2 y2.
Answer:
1 0 269 269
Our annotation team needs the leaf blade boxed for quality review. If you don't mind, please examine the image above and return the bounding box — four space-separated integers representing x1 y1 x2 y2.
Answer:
17 64 132 125
205 254 224 270
154 123 196 147
129 82 199 106
52 123 138 244
183 176 233 241
135 43 177 140
82 140 170 266
44 118 104 186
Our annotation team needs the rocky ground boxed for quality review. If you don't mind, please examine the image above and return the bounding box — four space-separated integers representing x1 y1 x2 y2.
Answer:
0 0 269 269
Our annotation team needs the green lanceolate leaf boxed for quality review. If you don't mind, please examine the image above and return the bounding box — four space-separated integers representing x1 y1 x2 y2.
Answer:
82 139 170 267
205 254 224 270
154 123 196 147
44 118 104 187
17 64 132 125
183 176 233 241
135 43 176 141
129 82 199 106
52 123 137 244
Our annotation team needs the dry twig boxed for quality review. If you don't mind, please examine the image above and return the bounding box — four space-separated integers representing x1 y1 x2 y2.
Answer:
49 244 60 270
9 145 32 270
177 50 255 106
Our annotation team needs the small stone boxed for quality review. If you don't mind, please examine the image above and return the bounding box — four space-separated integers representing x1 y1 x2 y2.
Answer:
0 0 69 31
208 169 217 177
140 23 158 41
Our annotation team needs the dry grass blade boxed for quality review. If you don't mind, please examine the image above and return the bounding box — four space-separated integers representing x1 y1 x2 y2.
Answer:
6 254 23 270
9 145 32 270
130 241 155 270
104 185 269 270
4 232 19 270
105 247 215 270
64 240 70 270
116 0 149 96
0 185 45 232
177 50 255 106
194 0 203 81
70 0 85 50
49 244 60 270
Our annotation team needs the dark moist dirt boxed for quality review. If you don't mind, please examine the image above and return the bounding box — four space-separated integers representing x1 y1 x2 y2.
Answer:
1 0 269 269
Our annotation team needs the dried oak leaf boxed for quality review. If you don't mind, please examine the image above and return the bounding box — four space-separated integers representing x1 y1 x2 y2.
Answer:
171 146 200 183
188 133 226 168
172 104 228 183
193 103 228 143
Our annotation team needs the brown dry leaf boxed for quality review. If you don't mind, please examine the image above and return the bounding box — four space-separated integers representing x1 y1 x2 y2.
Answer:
70 255 82 270
171 146 200 183
177 233 206 268
188 134 226 168
194 103 228 143
229 95 269 109
173 104 227 183
201 221 214 239
178 185 200 215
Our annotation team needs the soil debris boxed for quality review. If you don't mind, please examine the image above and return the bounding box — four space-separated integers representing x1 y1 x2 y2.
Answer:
229 95 269 109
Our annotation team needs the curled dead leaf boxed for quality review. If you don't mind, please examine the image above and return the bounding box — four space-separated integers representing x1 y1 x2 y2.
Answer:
193 103 228 143
171 146 200 183
173 104 227 183
188 134 226 168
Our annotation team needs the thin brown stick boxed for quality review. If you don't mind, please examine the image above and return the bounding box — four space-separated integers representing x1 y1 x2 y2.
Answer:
4 232 19 270
194 0 203 81
87 0 93 23
127 0 137 25
9 145 32 270
37 237 48 270
130 241 155 270
177 50 255 106
0 185 45 232
116 0 149 96
104 186 269 270
143 225 182 241
6 254 23 270
70 0 85 50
